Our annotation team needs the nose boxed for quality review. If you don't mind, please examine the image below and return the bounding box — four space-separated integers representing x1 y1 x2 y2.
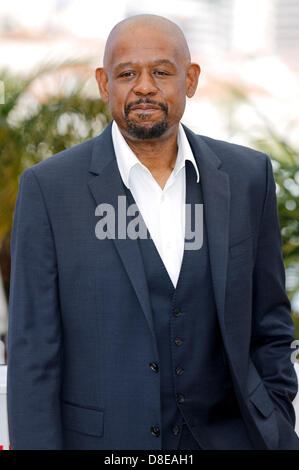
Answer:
133 69 158 96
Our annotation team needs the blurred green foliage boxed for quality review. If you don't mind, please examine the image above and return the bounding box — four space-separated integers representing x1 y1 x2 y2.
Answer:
292 314 299 343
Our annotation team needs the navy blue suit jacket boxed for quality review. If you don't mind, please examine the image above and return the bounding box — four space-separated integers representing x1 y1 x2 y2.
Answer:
7 122 299 449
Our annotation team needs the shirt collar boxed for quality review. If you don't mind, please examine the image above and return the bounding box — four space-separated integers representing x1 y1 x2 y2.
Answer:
111 120 200 189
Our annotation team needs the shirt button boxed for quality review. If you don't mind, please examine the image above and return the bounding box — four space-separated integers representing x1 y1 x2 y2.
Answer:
151 425 160 437
172 425 180 436
173 308 181 317
176 394 185 404
175 366 184 376
149 362 159 373
174 337 183 346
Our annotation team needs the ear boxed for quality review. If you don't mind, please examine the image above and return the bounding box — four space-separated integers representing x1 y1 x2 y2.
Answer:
185 63 201 98
95 67 109 103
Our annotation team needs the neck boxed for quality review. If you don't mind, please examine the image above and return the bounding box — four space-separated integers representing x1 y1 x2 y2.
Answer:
120 124 179 174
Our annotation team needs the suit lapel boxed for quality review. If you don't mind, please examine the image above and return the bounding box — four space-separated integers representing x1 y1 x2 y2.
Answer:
183 126 230 340
184 127 255 402
87 123 159 359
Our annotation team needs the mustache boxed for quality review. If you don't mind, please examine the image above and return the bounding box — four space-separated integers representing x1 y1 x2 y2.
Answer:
125 98 168 116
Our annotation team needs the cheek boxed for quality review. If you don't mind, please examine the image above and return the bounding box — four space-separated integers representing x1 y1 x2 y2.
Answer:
107 95 122 119
108 86 129 113
167 92 186 117
164 82 186 111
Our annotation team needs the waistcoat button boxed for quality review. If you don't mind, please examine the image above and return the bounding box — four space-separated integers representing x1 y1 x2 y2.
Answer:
172 425 180 436
174 337 183 346
175 366 184 376
173 308 181 317
149 362 159 373
151 425 160 437
176 394 185 404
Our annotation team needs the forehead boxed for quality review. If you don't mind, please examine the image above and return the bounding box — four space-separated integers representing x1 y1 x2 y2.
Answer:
106 27 183 69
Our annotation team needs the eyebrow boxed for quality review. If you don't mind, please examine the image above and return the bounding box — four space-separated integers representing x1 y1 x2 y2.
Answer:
114 59 176 72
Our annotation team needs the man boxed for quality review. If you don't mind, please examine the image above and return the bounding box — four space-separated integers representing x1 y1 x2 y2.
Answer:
7 14 299 450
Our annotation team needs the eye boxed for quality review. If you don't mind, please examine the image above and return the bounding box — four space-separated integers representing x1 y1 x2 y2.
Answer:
119 71 135 78
154 70 169 76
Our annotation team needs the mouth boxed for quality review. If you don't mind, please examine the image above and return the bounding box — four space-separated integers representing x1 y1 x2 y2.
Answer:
129 104 162 112
125 99 168 117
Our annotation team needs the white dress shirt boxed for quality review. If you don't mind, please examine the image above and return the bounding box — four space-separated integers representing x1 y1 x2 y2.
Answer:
111 120 200 288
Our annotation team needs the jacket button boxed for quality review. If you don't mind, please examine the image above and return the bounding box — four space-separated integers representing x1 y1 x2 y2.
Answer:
149 362 159 373
151 425 160 437
174 337 183 346
176 393 185 404
172 425 180 436
173 308 181 317
175 366 184 376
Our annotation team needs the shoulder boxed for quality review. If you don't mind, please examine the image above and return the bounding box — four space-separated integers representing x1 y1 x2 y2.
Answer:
199 134 269 167
183 124 271 172
183 126 272 184
183 126 273 201
21 121 114 187
199 135 273 196
26 135 100 179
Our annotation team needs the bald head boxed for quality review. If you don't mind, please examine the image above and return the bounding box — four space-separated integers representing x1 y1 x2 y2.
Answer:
103 14 191 69
96 13 200 142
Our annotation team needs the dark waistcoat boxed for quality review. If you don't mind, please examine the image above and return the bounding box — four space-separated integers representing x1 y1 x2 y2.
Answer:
124 161 252 450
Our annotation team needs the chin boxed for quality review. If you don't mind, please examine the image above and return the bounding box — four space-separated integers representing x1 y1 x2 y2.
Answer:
126 119 169 140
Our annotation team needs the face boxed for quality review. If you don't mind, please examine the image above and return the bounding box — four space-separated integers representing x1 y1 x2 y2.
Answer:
96 26 200 141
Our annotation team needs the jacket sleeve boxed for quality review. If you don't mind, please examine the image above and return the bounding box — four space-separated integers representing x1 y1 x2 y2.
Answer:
250 154 298 427
7 168 63 449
